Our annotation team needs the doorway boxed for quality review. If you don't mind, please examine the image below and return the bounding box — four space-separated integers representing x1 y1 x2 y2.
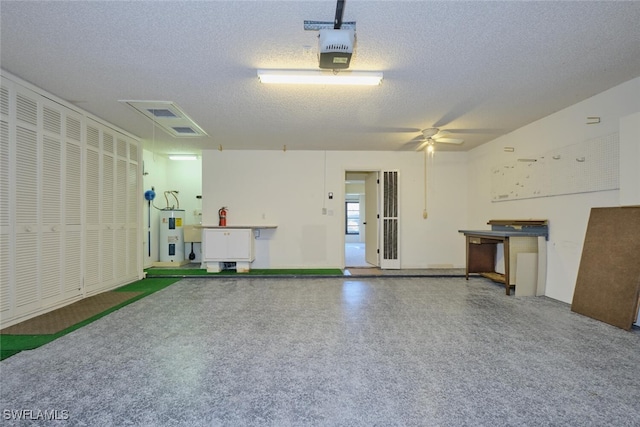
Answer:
344 171 379 268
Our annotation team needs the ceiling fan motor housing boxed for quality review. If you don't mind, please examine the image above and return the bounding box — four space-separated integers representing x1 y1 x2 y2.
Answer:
318 29 355 69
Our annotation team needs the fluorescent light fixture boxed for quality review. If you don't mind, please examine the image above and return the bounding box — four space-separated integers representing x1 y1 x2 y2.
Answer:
168 155 197 161
257 69 383 86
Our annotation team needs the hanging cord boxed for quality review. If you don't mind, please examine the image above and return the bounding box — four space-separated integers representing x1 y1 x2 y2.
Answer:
423 148 428 219
423 147 435 219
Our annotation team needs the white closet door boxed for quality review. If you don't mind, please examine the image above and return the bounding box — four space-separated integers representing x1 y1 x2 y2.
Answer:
114 155 128 281
40 104 63 306
14 90 41 315
101 131 115 287
64 114 83 298
127 146 139 277
84 121 140 294
0 85 11 320
1 72 142 328
84 124 102 293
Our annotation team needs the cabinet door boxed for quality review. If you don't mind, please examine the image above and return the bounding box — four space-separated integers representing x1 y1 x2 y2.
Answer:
227 229 253 260
203 229 228 260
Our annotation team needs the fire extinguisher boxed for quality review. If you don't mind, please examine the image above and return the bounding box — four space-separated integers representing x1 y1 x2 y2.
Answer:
218 207 227 226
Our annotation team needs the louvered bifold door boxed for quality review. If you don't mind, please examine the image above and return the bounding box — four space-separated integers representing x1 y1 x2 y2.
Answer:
380 170 400 269
100 130 115 289
63 113 83 299
0 84 12 321
127 143 140 278
14 89 41 316
84 123 102 293
114 137 128 283
40 102 64 307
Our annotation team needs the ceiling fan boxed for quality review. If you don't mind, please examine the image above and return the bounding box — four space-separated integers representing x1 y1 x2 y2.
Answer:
414 128 464 151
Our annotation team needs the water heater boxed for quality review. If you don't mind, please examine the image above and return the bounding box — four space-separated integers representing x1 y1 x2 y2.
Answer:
159 209 185 262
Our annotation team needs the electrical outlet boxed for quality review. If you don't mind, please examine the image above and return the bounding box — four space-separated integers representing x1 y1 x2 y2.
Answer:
322 208 327 215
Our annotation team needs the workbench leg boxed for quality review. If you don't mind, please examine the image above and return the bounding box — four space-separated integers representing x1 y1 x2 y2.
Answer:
465 236 470 280
504 238 510 295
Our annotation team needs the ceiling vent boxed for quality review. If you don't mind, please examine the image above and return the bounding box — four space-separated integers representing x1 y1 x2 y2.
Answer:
120 100 207 138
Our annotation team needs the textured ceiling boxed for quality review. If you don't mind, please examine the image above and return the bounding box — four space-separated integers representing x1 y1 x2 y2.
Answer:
2 1 639 155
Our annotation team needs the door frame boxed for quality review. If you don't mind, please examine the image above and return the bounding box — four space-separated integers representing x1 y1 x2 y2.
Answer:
344 169 380 268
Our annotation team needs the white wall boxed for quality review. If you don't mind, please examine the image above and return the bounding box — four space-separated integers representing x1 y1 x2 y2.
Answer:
466 77 640 303
142 151 203 266
201 150 468 269
619 111 640 206
142 151 168 267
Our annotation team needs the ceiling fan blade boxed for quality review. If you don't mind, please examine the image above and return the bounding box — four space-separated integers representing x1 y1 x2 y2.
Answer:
433 130 452 138
434 137 464 144
415 139 430 151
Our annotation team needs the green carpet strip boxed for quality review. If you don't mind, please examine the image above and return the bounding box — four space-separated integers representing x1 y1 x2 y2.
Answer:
0 278 180 361
144 268 344 277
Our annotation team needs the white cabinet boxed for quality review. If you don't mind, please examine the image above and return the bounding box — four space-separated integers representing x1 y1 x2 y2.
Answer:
202 228 254 272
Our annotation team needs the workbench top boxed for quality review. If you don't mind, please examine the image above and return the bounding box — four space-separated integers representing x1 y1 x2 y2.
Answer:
458 229 548 238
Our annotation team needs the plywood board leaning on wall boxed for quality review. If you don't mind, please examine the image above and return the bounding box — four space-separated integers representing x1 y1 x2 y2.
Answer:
571 206 640 330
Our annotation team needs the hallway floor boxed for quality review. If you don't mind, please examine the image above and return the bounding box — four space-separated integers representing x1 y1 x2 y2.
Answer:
1 276 638 426
344 242 373 268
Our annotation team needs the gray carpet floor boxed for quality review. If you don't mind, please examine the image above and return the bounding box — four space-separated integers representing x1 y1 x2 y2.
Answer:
1 276 638 426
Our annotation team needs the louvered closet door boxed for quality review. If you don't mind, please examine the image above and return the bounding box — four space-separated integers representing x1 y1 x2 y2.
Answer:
114 139 128 282
0 84 12 321
101 130 115 288
127 144 139 277
84 123 102 293
1 72 142 327
40 103 64 306
63 114 83 299
84 121 140 294
14 90 41 315
380 170 400 269
2 78 84 324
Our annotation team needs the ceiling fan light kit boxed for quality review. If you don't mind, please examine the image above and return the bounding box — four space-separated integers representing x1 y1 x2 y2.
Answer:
257 69 383 86
414 128 464 151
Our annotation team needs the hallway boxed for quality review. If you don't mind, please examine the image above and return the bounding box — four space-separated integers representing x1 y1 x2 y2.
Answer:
344 242 374 268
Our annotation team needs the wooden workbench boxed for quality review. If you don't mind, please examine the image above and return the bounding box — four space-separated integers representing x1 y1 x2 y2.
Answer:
459 220 548 295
